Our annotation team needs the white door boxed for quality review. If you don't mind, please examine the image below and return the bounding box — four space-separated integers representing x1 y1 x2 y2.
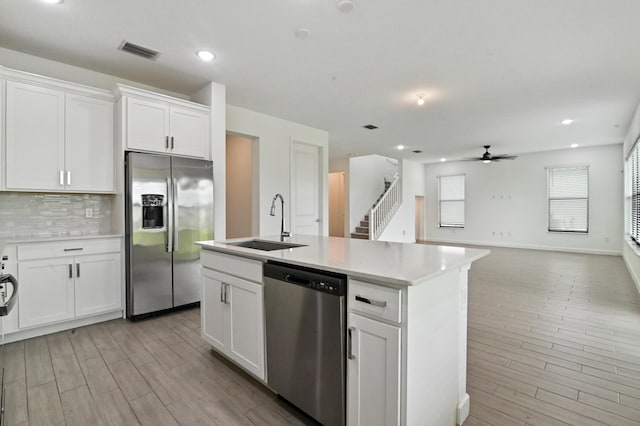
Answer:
201 269 228 352
65 94 115 192
227 278 265 380
291 142 322 235
18 258 75 328
126 97 169 153
347 313 401 426
5 81 65 191
75 253 121 317
169 106 208 158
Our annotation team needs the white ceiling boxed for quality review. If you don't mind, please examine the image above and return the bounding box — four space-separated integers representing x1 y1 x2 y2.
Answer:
1 0 639 163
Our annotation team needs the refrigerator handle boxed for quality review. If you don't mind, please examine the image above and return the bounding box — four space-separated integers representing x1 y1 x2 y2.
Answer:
166 177 173 253
173 178 179 252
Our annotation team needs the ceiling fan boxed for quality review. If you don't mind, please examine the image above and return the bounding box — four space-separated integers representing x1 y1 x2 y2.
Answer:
461 145 517 163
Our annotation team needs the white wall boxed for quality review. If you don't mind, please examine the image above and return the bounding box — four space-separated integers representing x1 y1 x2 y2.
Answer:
0 47 186 98
424 144 623 255
226 106 329 237
348 155 398 231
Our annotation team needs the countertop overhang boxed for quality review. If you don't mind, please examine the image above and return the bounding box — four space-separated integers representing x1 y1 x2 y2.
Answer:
197 235 489 286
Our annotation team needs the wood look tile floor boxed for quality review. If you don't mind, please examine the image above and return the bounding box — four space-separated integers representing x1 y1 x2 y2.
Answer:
462 246 640 426
4 246 640 425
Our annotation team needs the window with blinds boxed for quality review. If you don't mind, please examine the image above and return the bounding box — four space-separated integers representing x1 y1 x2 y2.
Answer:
439 174 465 227
631 145 640 243
547 166 589 233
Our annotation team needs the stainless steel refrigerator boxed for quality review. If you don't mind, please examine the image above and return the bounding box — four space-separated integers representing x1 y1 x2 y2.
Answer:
125 152 214 318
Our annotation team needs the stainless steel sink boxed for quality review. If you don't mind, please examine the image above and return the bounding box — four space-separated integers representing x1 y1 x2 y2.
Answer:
228 239 307 251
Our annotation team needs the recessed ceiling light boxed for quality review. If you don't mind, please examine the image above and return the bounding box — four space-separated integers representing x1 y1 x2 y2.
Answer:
196 50 215 62
294 28 311 39
42 0 63 3
440 158 446 162
417 94 425 106
337 0 357 13
561 119 574 125
397 145 405 150
571 143 579 148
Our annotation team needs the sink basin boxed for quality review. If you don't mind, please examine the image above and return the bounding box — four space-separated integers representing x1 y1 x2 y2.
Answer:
228 239 307 251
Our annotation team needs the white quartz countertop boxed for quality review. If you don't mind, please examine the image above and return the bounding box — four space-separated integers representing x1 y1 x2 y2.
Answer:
197 235 489 286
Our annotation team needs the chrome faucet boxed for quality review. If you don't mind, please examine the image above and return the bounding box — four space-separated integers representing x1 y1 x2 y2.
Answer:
269 193 290 241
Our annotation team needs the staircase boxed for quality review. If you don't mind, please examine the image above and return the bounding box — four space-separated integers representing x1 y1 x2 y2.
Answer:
351 178 399 240
351 215 370 239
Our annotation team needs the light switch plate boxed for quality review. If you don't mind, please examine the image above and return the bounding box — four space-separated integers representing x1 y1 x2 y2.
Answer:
85 208 93 218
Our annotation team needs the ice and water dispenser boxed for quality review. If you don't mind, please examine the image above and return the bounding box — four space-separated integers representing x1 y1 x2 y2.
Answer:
142 194 164 229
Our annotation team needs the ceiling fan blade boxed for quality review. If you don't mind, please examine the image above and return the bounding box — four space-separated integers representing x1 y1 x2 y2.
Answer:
492 155 517 160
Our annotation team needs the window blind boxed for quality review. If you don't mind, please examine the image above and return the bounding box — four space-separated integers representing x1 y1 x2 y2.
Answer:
632 146 640 243
548 166 589 232
439 175 465 227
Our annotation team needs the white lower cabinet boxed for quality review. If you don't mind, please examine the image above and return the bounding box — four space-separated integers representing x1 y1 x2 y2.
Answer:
17 239 122 329
347 312 401 426
18 258 75 328
202 267 265 380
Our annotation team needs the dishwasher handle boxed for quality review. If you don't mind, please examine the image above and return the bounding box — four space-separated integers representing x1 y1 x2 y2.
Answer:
284 274 311 287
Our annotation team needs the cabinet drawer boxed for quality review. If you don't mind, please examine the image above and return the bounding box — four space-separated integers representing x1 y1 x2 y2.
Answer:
349 279 402 323
201 250 262 283
18 238 121 261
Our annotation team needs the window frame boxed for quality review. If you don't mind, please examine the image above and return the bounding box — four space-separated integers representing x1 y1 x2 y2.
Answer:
547 165 589 234
438 174 465 228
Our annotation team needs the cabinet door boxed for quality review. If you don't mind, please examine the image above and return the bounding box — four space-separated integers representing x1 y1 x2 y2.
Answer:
227 278 265 379
347 313 401 426
18 258 75 328
201 269 228 352
126 97 170 153
65 94 115 192
5 81 65 190
75 253 121 317
169 106 208 158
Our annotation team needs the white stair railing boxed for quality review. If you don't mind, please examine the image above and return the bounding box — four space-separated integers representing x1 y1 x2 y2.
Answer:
369 175 401 240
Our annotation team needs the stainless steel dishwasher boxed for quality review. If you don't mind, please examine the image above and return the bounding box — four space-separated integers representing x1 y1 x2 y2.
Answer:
264 261 347 426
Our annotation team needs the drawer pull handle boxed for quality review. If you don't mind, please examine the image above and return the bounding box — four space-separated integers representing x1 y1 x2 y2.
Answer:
355 295 387 308
63 248 84 252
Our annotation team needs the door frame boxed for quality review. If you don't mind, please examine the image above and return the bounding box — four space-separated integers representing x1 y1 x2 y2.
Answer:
290 139 327 236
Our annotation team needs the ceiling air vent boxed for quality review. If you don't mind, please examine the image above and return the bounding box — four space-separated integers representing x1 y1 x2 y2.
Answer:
118 41 161 61
363 124 378 130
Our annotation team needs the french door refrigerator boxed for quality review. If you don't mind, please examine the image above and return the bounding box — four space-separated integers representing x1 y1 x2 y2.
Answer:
125 151 214 319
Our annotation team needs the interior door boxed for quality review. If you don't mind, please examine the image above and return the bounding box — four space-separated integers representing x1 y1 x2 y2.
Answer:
127 152 172 316
171 156 214 307
291 141 322 235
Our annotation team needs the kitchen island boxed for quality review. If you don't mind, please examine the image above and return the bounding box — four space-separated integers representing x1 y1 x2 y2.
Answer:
197 235 489 426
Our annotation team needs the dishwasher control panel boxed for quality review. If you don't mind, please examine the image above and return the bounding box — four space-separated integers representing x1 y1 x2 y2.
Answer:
264 261 347 296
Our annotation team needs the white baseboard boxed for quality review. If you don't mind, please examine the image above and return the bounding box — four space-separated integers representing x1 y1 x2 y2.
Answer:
457 393 470 425
423 238 622 256
3 310 123 344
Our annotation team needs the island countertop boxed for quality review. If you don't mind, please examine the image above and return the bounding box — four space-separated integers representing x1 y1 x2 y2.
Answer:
197 235 489 286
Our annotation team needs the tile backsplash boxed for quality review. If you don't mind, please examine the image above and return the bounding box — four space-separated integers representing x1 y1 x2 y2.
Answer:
0 193 113 239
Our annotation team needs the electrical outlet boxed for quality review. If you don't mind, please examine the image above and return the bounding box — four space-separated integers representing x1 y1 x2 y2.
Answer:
85 208 93 218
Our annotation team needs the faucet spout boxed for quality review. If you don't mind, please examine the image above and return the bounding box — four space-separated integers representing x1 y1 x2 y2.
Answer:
270 193 290 241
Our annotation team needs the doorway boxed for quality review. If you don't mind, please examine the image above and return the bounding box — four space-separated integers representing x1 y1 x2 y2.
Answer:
329 172 345 237
226 133 259 238
415 195 425 242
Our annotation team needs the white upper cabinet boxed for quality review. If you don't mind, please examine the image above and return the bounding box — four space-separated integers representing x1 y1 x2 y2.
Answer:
5 81 65 191
116 84 210 159
126 97 170 153
3 72 115 193
65 94 115 192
